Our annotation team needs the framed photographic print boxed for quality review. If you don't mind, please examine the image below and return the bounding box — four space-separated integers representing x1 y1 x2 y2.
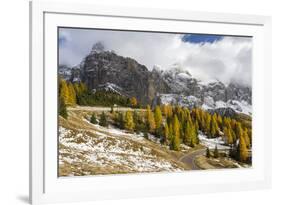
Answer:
30 1 272 204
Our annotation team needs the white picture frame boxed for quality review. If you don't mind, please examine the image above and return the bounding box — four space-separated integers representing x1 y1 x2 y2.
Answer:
30 1 272 204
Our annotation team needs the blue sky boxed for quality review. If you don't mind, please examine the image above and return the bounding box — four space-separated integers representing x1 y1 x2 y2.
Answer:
59 28 252 85
182 34 223 44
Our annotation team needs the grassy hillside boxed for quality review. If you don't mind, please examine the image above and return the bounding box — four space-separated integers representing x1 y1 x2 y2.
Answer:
59 107 190 176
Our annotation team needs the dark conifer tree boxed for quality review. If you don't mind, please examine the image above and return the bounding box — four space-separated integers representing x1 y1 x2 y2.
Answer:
90 113 98 124
110 105 114 113
170 134 180 151
206 147 211 158
99 112 108 127
59 97 68 119
117 112 125 129
214 145 219 158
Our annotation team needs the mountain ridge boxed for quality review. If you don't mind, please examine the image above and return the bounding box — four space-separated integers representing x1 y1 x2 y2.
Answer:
59 43 252 115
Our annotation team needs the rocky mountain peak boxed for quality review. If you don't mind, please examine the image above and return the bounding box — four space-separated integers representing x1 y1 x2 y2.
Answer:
90 41 105 54
78 45 170 105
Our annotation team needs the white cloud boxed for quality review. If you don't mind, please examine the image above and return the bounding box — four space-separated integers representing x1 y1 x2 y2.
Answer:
59 28 252 86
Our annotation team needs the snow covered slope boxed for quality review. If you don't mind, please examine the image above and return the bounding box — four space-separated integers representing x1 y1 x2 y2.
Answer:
59 109 187 176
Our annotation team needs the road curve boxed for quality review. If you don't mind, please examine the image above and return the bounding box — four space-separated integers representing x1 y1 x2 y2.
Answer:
180 148 206 170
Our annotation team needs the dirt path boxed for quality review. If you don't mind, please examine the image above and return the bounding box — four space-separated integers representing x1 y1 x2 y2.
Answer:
179 148 206 170
68 106 145 112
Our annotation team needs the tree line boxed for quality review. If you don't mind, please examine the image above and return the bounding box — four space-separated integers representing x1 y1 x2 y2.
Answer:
90 104 251 163
59 78 251 163
58 78 139 118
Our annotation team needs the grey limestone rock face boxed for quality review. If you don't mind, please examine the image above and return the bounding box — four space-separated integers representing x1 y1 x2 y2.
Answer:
79 43 170 105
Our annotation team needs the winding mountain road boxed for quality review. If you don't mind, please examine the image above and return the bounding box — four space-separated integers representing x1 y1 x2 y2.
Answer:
180 148 206 170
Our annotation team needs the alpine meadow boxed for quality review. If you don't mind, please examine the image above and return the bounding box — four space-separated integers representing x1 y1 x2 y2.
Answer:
58 28 252 177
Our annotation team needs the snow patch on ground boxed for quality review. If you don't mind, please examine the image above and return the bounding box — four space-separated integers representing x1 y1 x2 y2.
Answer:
198 133 230 150
160 93 251 115
202 99 251 115
59 126 183 176
159 94 178 105
147 133 161 144
83 118 145 142
215 100 227 108
227 100 252 115
160 94 201 108
95 82 123 95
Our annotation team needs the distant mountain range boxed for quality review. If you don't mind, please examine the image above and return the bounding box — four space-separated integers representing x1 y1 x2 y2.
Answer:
59 42 252 116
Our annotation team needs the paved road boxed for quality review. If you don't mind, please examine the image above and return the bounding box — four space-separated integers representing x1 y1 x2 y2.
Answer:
180 148 206 170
